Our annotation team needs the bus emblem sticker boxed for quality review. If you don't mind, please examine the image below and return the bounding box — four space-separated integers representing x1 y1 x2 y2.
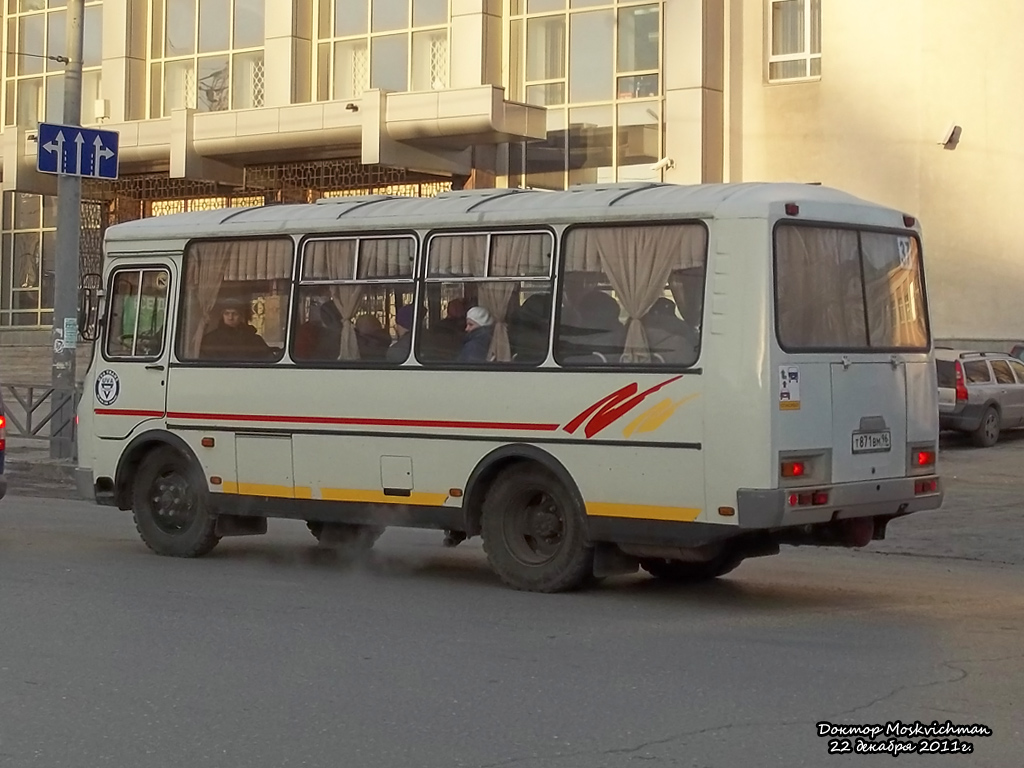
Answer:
96 370 120 406
779 366 801 410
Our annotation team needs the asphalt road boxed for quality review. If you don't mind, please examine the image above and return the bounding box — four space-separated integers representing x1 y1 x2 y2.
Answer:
1 435 1023 768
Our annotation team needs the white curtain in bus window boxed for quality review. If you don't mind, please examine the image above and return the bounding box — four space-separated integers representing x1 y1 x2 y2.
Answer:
559 224 706 365
860 231 927 349
775 226 866 349
298 237 415 363
181 238 293 361
424 233 552 364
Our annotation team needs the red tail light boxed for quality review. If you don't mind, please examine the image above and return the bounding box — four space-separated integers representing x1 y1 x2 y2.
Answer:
781 460 806 478
915 450 936 468
0 413 5 452
954 361 968 402
915 479 938 495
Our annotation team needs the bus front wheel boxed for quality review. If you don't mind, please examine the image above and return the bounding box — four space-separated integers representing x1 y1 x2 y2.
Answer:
481 465 594 593
132 448 220 558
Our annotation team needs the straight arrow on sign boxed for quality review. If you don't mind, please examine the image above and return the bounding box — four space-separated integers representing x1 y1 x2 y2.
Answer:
73 132 86 175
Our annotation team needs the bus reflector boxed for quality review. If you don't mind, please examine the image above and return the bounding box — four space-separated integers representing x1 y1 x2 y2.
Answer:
210 476 222 486
449 488 463 497
915 479 938 494
781 460 806 478
718 506 735 517
812 491 829 506
903 215 916 227
785 203 799 216
201 437 215 448
915 450 936 467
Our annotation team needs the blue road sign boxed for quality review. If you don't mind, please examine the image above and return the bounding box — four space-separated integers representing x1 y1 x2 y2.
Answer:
36 122 119 180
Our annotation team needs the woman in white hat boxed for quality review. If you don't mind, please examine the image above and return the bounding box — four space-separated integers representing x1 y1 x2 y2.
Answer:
458 305 494 363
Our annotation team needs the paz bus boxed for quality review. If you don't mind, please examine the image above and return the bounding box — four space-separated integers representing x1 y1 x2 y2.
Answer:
74 182 943 592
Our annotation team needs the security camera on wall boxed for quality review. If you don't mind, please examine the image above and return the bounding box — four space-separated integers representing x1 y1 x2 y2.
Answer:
650 157 675 172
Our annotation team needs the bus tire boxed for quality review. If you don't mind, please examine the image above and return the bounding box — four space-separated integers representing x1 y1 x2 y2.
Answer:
481 465 593 593
306 522 383 551
971 406 1000 448
132 448 220 558
640 552 743 583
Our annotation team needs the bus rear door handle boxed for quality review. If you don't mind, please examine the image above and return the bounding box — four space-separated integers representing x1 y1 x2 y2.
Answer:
146 364 165 371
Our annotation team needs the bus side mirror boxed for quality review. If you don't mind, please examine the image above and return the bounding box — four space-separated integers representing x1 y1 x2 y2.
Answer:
78 272 103 342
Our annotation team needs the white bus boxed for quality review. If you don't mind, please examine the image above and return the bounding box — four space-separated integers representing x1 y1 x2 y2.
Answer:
74 182 943 592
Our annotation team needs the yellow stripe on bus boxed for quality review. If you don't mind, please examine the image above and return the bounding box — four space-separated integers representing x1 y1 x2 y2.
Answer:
220 482 313 499
320 488 448 506
586 502 702 522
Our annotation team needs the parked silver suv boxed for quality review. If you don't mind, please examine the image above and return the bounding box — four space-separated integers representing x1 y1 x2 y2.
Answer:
935 349 1024 447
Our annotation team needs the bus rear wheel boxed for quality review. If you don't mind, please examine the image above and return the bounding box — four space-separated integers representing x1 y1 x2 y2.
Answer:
307 522 383 552
132 448 220 558
481 465 593 593
640 552 743 583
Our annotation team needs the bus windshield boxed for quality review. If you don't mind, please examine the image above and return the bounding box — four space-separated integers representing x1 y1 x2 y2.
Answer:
774 224 929 352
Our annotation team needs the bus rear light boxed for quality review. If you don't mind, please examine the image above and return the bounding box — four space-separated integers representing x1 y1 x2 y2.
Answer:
788 490 829 507
785 203 800 216
903 215 916 227
781 460 806 478
915 479 938 495
954 361 968 402
915 450 936 468
0 413 5 452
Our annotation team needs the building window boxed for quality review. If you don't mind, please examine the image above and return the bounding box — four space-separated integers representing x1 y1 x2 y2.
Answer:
314 0 450 101
148 0 266 117
3 0 103 127
767 0 820 81
508 0 663 189
0 192 56 328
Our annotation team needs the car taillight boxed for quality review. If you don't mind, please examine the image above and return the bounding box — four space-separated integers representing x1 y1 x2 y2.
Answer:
954 361 968 402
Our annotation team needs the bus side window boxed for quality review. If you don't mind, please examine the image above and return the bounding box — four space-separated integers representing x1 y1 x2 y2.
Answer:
292 236 416 365
105 268 169 360
555 224 707 367
178 238 293 363
420 231 553 366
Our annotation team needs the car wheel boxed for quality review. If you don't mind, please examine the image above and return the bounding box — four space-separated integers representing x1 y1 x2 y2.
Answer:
971 406 1000 448
132 448 220 557
481 465 594 593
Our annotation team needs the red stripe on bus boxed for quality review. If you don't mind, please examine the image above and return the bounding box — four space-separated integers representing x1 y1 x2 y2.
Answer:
95 408 167 418
165 411 561 432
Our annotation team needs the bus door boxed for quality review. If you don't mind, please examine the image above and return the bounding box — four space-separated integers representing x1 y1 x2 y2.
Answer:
92 261 175 440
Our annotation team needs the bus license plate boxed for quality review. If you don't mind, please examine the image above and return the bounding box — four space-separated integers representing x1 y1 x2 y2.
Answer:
852 430 891 454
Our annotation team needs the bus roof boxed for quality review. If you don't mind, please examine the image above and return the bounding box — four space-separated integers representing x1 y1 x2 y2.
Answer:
105 182 902 245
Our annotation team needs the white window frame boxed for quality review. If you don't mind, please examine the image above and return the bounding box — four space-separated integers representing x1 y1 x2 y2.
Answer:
766 0 820 83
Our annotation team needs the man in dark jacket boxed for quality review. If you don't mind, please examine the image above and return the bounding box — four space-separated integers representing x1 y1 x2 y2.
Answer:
199 297 275 361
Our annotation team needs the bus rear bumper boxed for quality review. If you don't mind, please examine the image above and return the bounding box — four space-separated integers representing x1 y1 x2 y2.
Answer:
736 475 943 529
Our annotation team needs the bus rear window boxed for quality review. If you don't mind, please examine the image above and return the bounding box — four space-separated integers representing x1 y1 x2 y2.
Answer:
774 225 928 352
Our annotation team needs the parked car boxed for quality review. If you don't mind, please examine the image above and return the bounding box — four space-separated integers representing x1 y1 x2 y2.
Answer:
935 348 1024 446
0 387 6 500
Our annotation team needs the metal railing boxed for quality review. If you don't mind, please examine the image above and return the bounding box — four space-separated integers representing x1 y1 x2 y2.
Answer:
1 382 82 459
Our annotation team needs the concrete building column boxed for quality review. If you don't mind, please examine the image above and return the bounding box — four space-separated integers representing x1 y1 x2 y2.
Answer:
662 0 724 183
450 0 503 89
264 0 312 107
100 0 146 122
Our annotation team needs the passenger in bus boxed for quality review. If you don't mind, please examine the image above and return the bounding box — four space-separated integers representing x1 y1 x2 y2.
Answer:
421 297 467 360
642 297 699 365
458 306 495 363
294 295 342 361
355 314 391 361
386 304 415 363
199 296 276 361
509 293 551 363
561 290 625 363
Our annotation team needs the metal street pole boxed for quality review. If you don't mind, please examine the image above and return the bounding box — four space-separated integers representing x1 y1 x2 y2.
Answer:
51 0 84 460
